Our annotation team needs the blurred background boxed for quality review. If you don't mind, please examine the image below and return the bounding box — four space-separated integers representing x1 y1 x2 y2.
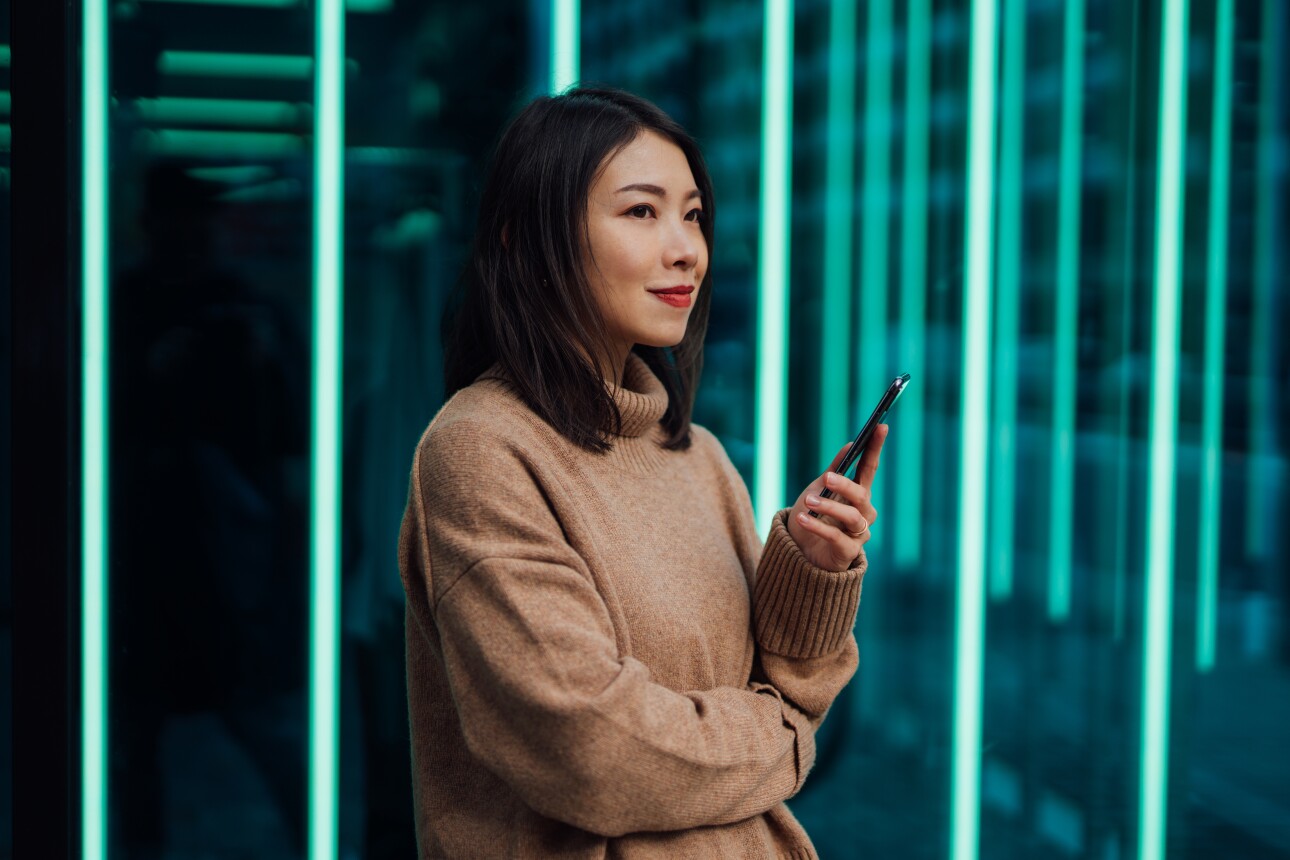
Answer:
3 0 1288 858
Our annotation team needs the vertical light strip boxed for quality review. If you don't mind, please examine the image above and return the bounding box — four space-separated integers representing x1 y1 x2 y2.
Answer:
988 0 1024 599
1197 0 1233 673
895 0 930 571
754 0 793 527
951 2 997 859
82 2 110 859
1244 0 1278 560
818 0 856 465
859 0 892 553
309 1 345 858
1139 1 1188 858
1048 0 1084 621
550 0 580 93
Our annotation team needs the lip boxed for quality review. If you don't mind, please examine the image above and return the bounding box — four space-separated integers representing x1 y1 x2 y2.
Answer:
647 285 695 309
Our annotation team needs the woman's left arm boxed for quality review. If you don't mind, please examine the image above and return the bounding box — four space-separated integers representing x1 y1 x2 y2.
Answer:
745 427 888 725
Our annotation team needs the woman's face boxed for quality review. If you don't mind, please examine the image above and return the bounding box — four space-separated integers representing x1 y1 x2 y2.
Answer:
583 131 707 370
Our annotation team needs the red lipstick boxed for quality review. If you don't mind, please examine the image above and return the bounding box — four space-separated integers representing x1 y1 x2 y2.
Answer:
648 285 695 308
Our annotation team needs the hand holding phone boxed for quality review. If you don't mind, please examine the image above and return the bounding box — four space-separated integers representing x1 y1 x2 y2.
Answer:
786 374 910 571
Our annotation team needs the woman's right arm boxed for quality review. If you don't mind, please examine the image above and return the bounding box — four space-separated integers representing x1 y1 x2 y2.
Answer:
405 420 815 838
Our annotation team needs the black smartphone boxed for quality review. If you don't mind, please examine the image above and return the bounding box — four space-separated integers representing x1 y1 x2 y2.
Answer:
809 373 911 516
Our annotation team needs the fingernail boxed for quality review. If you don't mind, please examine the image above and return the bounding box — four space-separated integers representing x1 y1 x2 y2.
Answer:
824 472 838 487
798 512 812 524
805 494 821 507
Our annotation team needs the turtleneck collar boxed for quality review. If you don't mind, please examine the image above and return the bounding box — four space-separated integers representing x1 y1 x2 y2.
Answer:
612 353 669 438
477 352 671 439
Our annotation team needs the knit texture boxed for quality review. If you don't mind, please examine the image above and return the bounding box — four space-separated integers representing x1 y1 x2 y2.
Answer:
399 354 866 858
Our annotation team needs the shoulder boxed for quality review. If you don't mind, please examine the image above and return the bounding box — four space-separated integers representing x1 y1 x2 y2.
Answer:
687 423 745 486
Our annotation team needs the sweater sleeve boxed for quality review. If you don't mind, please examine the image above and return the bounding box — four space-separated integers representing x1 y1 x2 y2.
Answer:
410 421 816 838
698 427 864 726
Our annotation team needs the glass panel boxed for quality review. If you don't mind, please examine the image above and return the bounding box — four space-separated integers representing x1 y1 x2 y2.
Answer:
0 2 11 853
107 3 314 856
337 3 532 856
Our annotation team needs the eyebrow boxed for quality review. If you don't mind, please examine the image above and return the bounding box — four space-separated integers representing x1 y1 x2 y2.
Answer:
613 183 703 201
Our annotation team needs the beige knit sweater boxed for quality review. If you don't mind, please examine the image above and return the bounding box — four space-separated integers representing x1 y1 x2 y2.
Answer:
398 354 866 858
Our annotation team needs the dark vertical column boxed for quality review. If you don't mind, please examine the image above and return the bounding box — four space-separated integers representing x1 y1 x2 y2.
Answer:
11 0 79 855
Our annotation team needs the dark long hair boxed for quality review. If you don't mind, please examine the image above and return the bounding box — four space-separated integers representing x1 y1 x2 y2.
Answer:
442 87 715 452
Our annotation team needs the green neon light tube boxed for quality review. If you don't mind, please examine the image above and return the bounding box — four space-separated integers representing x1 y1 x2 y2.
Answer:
1245 0 1278 560
141 129 306 158
818 0 856 467
550 0 580 93
859 0 892 555
0 124 10 150
134 97 308 128
0 45 9 66
309 1 345 858
988 0 1025 599
952 2 996 859
754 0 793 529
895 0 930 571
1197 0 1233 673
1139 1 1188 859
157 50 361 80
82 2 109 859
0 92 10 115
1048 0 1084 622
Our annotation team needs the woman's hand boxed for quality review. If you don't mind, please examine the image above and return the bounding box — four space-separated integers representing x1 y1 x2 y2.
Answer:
786 425 888 572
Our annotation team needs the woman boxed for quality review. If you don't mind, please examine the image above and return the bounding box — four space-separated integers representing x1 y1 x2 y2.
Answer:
399 86 887 858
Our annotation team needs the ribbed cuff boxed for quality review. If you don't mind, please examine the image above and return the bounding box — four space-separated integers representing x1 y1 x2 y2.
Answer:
753 510 865 658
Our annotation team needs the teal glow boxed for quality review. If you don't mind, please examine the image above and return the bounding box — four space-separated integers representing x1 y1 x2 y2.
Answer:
1197 0 1234 673
895 0 930 570
81 2 110 860
818 0 856 466
550 0 581 93
140 129 306 157
1048 0 1084 621
134 97 308 128
1245 0 1278 560
754 0 793 528
859 0 892 554
988 0 1025 599
1139 1 1188 858
157 50 358 79
309 1 345 858
952 2 997 859
0 45 9 65
0 91 10 114
0 124 9 150
141 0 394 7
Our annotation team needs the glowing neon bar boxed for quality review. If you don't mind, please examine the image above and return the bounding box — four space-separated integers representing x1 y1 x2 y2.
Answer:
142 129 306 157
134 97 308 128
1139 1 1188 858
309 0 345 857
550 0 581 93
988 0 1025 599
754 0 793 528
1048 0 1084 621
818 0 856 466
951 2 997 858
160 50 317 79
895 0 930 571
0 91 10 114
1245 0 1278 560
82 1 110 859
1197 0 1233 673
859 0 891 554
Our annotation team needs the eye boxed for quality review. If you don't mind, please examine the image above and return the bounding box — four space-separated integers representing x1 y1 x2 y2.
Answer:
626 204 655 219
686 208 705 223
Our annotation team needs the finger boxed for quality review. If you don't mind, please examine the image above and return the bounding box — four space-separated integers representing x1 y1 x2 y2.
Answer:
804 493 867 535
853 424 888 489
794 509 859 551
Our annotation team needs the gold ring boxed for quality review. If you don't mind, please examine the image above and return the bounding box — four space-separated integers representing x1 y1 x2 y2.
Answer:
846 518 870 539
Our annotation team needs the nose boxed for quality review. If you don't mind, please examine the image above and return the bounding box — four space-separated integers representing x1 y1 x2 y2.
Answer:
666 219 702 272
